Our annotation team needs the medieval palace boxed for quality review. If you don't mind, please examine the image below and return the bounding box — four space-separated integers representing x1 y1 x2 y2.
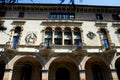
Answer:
0 3 120 80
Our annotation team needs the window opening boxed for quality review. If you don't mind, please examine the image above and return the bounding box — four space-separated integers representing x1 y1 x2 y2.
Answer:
112 14 120 20
45 38 52 47
12 27 21 49
49 13 75 19
64 28 72 45
18 12 24 18
45 28 52 47
100 28 110 50
75 39 82 47
117 29 120 42
74 28 82 48
0 11 6 17
55 38 62 45
96 14 103 20
54 28 62 45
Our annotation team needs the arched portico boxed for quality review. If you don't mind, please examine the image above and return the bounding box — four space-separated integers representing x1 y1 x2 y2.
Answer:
12 56 42 80
85 57 112 80
49 56 79 80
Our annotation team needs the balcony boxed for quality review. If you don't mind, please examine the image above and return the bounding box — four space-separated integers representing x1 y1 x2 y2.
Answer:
72 43 87 57
102 43 116 57
4 41 18 58
39 43 54 57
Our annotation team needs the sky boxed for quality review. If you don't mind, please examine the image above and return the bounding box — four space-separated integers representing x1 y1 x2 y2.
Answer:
18 0 120 6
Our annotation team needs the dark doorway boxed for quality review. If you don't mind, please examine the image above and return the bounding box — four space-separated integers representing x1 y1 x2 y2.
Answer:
115 61 120 80
56 68 70 80
0 63 5 80
92 64 103 80
21 64 32 80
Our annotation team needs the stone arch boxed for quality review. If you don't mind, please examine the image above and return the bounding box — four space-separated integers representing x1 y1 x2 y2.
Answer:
85 56 112 80
81 55 111 70
7 54 44 69
46 54 80 69
12 56 42 80
45 27 52 30
48 55 79 80
55 27 62 30
111 55 120 69
64 27 72 31
74 27 80 30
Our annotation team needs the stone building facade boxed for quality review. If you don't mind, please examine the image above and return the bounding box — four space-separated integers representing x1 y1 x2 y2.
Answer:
0 3 120 80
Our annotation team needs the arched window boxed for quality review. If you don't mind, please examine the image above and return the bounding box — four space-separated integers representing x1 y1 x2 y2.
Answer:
45 27 52 47
74 27 82 48
12 26 22 49
54 27 62 45
100 28 110 50
64 27 72 45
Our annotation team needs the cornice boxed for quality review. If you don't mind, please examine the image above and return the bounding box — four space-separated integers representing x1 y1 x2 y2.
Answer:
41 20 83 26
0 3 120 14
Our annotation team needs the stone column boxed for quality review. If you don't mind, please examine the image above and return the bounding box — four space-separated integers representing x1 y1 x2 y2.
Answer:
3 68 13 80
62 29 64 45
42 29 45 43
42 70 48 80
52 30 55 45
71 29 74 45
79 70 86 80
111 69 119 80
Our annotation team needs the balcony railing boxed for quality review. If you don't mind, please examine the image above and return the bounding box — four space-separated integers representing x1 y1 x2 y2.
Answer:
39 42 54 57
72 43 87 57
4 41 18 58
102 43 116 57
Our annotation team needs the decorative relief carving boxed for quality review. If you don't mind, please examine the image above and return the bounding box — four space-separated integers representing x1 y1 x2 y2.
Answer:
25 32 37 44
87 31 96 39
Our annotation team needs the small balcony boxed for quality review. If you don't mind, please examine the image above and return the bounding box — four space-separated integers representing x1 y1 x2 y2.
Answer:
72 43 87 57
39 43 54 57
102 43 116 57
4 41 18 58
